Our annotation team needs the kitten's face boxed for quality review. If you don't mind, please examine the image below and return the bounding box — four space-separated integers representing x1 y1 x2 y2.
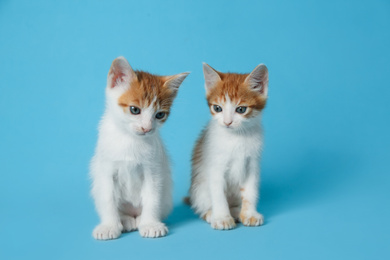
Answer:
106 57 189 136
203 63 268 131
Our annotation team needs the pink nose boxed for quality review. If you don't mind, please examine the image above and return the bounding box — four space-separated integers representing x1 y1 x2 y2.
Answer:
141 127 152 133
224 121 232 127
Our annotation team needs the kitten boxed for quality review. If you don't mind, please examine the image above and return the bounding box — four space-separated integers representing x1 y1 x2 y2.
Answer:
187 63 268 230
90 56 189 239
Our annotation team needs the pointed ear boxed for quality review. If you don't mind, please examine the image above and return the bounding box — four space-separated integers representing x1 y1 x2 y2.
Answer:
203 63 221 92
245 64 269 96
107 56 137 89
163 72 190 91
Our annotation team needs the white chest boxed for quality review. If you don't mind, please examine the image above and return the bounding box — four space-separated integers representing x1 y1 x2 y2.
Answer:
207 125 263 182
97 124 163 163
113 161 144 206
212 128 262 158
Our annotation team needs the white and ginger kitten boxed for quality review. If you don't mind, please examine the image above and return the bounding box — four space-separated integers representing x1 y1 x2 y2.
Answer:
187 63 269 230
90 57 189 239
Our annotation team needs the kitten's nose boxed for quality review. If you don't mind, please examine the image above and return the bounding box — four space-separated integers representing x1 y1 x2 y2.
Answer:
141 127 152 133
224 121 232 127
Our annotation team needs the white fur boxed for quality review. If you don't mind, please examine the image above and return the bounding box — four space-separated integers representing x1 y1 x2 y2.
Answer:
190 111 264 229
190 63 268 230
90 57 184 240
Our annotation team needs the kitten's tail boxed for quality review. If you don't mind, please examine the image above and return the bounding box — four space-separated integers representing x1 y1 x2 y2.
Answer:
183 196 191 206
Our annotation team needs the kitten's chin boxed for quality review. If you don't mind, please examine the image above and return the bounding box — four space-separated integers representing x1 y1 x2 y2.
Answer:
219 123 245 132
134 130 155 136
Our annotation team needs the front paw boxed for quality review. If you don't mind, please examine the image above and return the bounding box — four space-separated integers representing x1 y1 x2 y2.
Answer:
239 212 264 226
211 216 236 230
138 222 168 238
92 223 123 240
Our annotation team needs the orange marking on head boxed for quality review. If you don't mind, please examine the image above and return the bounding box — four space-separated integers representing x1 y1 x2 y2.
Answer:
118 71 176 121
206 72 267 116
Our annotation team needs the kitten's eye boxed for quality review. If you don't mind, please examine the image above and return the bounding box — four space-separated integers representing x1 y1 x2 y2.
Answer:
236 106 247 114
130 106 141 115
213 105 222 113
155 112 166 119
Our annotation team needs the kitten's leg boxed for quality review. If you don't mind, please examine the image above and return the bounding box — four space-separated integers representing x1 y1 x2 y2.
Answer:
227 191 242 222
160 162 173 220
121 215 137 232
208 166 236 230
119 203 139 232
239 159 264 226
138 167 168 238
229 206 241 222
91 161 123 240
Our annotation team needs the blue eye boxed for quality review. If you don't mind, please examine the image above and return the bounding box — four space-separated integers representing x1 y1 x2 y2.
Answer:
155 112 166 119
130 106 141 115
213 105 222 113
236 106 247 114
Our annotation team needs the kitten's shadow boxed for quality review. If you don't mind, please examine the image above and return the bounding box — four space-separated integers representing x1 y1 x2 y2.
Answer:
259 150 354 221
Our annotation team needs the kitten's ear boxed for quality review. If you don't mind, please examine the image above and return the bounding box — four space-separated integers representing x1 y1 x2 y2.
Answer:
203 63 221 92
107 56 137 89
245 64 269 96
163 72 190 91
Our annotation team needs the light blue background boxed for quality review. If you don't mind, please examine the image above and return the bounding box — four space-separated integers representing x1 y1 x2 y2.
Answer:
1 0 389 259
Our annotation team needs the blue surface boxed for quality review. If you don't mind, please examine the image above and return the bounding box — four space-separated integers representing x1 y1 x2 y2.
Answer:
1 0 389 259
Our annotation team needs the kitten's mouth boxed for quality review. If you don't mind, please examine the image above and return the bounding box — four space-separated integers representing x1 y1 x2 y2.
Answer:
136 130 154 136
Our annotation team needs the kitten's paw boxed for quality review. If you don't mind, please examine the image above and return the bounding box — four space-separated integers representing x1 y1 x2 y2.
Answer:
211 216 236 230
138 222 168 238
121 216 137 232
239 212 264 226
92 223 123 240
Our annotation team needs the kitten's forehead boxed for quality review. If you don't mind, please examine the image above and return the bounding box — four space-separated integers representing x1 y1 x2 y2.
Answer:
215 94 240 106
118 71 175 110
207 72 266 110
